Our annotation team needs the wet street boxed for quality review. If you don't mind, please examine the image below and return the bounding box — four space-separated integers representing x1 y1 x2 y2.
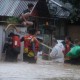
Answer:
0 59 80 80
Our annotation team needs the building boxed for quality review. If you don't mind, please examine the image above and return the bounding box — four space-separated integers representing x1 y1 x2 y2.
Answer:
47 0 80 40
0 0 39 60
0 0 51 60
0 0 80 60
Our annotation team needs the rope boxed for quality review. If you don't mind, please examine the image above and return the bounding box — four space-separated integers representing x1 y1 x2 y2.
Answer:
40 42 52 50
33 37 52 50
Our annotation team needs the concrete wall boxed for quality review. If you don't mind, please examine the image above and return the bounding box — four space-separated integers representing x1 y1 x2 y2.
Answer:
0 25 5 60
68 25 80 40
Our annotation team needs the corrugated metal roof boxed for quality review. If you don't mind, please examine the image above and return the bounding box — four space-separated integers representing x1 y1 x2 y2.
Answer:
0 0 38 17
47 0 72 18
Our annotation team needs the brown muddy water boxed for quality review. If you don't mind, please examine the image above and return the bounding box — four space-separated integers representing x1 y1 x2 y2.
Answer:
0 58 80 80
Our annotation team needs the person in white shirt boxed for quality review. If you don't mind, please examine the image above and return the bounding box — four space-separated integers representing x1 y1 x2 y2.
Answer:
50 39 64 63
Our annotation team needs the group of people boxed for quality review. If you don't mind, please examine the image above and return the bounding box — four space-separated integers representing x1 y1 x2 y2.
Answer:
49 36 80 65
3 28 40 63
2 3 80 65
2 3 41 63
2 29 80 65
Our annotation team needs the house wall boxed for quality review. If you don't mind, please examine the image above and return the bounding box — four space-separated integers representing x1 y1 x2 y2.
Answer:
55 26 64 39
55 23 80 41
68 25 80 40
0 25 5 60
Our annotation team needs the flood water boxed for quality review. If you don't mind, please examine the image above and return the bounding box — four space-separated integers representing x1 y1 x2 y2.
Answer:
0 58 80 80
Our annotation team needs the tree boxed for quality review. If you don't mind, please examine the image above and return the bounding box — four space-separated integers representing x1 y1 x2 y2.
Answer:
60 0 80 8
60 0 80 22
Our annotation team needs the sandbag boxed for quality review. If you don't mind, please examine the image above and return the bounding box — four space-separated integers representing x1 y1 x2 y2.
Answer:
66 46 80 58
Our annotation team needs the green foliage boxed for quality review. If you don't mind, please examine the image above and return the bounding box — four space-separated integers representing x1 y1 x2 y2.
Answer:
60 0 80 8
60 0 80 23
7 17 19 24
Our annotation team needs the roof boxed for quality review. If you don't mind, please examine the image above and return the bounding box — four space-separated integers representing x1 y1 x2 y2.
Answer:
47 0 72 18
0 0 38 17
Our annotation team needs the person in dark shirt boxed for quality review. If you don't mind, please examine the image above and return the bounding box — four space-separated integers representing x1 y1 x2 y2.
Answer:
3 33 21 62
20 3 34 26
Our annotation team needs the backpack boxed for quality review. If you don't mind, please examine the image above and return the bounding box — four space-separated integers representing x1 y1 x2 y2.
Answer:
12 35 21 53
24 35 39 57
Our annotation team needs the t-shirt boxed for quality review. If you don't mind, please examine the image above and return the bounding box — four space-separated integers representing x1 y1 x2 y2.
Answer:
23 9 30 14
19 9 31 22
